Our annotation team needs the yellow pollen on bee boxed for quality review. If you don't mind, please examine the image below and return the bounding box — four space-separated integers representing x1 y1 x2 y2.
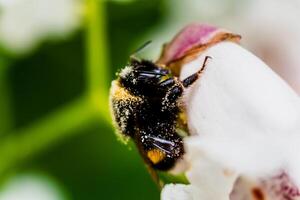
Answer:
178 112 187 125
147 149 166 164
160 75 170 82
110 81 141 101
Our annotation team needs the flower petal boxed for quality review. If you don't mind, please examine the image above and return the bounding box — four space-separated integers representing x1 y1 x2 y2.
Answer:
157 24 240 67
185 139 238 200
161 184 194 200
179 41 300 199
181 41 300 182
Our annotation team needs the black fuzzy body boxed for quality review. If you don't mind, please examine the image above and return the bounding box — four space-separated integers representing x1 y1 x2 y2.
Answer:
111 59 184 170
131 79 183 170
110 57 208 171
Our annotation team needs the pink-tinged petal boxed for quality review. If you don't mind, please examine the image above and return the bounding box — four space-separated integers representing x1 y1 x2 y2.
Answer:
260 172 300 200
162 24 217 61
231 172 300 200
157 24 241 67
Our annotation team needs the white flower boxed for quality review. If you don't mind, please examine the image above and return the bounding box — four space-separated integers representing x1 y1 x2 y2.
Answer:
161 184 194 200
160 25 300 199
0 0 82 54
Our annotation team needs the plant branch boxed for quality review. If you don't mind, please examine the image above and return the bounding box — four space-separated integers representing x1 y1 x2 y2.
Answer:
85 0 110 119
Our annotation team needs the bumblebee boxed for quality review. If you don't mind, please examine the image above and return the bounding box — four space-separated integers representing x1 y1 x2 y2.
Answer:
109 55 210 171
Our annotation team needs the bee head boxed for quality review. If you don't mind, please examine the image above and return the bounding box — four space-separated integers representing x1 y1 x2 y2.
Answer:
118 59 171 97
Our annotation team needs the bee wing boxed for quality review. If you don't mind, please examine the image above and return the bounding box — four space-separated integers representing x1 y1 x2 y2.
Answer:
148 136 175 155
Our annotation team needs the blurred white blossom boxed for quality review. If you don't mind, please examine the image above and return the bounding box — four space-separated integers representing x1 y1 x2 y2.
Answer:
0 173 67 200
235 0 300 94
0 0 83 54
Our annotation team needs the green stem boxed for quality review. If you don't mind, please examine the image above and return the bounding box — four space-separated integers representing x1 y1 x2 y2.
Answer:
85 0 110 119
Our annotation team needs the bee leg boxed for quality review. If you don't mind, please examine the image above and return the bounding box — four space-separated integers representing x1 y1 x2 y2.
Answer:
181 56 211 88
167 86 183 102
146 164 164 189
161 85 183 111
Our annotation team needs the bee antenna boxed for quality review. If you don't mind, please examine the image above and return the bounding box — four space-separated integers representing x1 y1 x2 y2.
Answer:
130 40 152 62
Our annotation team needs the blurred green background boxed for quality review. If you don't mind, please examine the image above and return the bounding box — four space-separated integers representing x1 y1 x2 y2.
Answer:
0 0 299 199
0 0 165 199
